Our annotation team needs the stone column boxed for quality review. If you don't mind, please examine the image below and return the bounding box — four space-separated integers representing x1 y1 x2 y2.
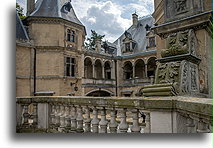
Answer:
32 103 38 127
131 109 141 133
50 104 56 129
64 105 71 132
76 105 84 133
145 64 148 78
109 108 118 133
99 107 108 133
91 107 99 133
84 106 91 133
92 64 95 78
59 105 65 131
118 108 128 133
70 105 77 132
55 105 60 129
102 65 105 79
133 65 135 79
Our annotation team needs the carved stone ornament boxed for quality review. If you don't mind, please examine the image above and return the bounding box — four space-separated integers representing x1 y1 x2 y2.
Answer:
161 29 197 57
174 0 187 14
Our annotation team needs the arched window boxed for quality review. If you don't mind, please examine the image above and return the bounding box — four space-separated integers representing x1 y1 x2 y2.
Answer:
67 29 71 41
95 60 102 79
147 57 157 77
67 29 75 42
84 57 93 79
123 61 133 80
135 59 145 79
104 62 111 79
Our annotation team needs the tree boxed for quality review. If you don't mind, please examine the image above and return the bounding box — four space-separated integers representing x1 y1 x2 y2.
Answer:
85 30 105 50
16 3 26 20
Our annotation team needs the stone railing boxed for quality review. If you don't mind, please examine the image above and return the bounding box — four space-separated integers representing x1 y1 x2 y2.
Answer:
16 96 212 133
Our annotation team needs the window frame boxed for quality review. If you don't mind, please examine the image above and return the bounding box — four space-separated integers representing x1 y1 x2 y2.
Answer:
65 57 77 77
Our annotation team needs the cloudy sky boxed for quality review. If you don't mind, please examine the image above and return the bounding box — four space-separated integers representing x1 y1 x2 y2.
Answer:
17 0 154 42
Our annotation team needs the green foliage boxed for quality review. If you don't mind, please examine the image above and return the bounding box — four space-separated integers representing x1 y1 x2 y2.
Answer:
16 3 26 20
85 30 105 50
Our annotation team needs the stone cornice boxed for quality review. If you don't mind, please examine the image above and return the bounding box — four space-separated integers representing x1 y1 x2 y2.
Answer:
152 11 212 38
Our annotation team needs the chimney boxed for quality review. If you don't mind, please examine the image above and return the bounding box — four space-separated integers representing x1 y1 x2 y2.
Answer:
27 0 35 16
95 38 102 53
132 13 138 27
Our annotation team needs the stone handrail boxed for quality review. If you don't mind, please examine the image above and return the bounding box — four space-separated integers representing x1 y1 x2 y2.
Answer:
16 96 212 133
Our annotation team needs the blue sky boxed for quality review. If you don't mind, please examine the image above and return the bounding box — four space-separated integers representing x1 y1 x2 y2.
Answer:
17 0 154 42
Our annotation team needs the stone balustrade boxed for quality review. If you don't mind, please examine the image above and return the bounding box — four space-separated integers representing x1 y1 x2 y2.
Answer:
16 96 212 133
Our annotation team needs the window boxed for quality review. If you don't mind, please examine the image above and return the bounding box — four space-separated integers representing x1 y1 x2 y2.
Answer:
125 43 131 52
67 29 75 42
65 57 76 77
149 37 156 47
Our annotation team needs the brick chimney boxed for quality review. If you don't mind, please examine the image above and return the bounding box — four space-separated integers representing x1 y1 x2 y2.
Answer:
132 13 138 27
27 0 35 16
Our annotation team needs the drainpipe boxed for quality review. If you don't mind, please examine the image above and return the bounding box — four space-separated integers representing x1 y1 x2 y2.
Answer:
33 47 36 96
115 59 118 97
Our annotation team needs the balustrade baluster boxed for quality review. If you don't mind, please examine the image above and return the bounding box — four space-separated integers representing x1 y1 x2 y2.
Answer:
84 106 91 133
118 108 128 133
64 105 70 132
70 105 77 132
91 106 99 133
55 105 60 129
50 104 56 129
131 109 141 133
32 103 38 127
22 104 30 128
59 105 66 132
76 105 84 133
109 108 118 133
186 116 195 133
99 107 108 133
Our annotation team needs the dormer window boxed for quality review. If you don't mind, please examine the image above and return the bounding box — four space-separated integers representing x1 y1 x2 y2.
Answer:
149 37 156 47
67 29 75 42
123 31 136 53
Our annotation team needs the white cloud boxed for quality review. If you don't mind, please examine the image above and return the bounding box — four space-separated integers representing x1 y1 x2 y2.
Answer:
73 0 154 42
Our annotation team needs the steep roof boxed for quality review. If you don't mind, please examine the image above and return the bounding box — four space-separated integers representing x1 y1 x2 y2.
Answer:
16 12 29 41
114 15 155 56
30 0 83 26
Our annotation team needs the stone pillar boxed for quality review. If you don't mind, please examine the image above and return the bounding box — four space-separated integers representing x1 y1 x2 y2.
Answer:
32 104 38 127
70 105 77 132
84 106 91 133
109 108 118 133
118 108 128 133
64 105 71 132
91 107 99 133
131 109 141 133
133 65 135 79
55 105 60 129
99 107 108 133
37 103 49 129
76 105 84 133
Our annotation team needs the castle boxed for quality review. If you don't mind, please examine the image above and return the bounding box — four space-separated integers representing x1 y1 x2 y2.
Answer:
16 0 212 98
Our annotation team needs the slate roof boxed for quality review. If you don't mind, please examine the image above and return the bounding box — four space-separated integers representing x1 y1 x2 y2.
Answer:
16 12 29 40
30 0 83 26
114 15 155 56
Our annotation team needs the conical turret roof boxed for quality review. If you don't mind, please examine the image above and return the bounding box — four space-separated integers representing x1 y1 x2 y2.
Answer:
30 0 83 26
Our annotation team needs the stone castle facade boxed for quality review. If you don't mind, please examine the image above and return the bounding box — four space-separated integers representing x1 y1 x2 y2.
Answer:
16 0 212 98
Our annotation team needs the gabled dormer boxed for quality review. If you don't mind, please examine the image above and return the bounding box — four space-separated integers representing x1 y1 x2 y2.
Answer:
122 31 137 54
